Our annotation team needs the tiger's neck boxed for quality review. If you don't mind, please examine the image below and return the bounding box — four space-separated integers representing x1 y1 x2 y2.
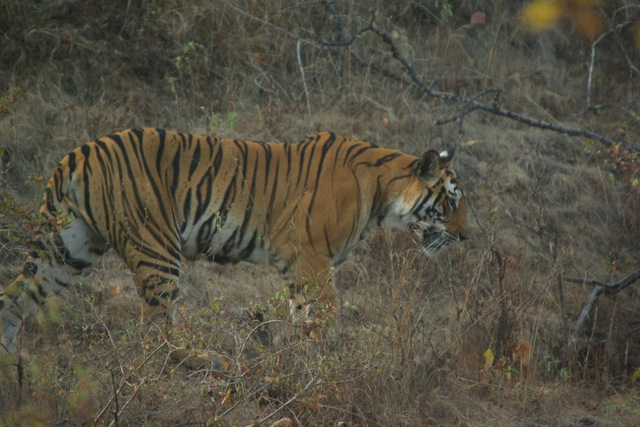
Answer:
357 156 422 240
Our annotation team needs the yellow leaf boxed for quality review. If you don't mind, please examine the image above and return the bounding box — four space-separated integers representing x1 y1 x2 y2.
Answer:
521 0 562 32
220 388 232 405
483 348 495 370
463 140 484 147
632 367 640 382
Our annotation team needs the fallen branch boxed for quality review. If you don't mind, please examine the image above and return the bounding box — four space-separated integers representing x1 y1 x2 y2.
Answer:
563 270 640 334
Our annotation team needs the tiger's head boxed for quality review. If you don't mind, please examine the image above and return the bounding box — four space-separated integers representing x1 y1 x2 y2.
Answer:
395 148 468 257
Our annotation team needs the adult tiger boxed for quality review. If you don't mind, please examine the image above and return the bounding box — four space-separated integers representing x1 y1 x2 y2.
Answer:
0 128 467 351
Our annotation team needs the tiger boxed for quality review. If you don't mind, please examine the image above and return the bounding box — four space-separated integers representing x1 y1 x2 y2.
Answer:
0 128 467 352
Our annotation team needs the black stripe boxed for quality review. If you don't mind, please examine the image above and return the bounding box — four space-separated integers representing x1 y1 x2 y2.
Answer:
220 228 239 256
302 139 318 188
155 130 166 181
183 188 192 224
80 144 91 158
324 226 334 259
237 158 258 241
189 138 201 179
67 151 77 174
342 143 360 167
411 191 432 215
81 147 96 225
388 173 413 184
261 143 272 193
239 231 258 259
136 260 180 278
373 153 402 166
351 144 374 162
306 132 336 213
212 139 223 173
266 157 280 222
285 143 292 179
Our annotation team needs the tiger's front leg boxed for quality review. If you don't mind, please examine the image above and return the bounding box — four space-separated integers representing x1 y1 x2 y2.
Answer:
269 213 338 322
129 260 223 369
135 274 180 324
284 251 337 326
135 274 225 369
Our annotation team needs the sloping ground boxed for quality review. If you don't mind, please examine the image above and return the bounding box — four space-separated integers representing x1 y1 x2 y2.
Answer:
1 1 639 425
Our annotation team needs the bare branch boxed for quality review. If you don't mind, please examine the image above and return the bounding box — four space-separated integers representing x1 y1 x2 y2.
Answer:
585 23 630 112
367 23 618 148
224 3 630 150
563 270 640 294
563 270 640 334
435 88 503 127
296 38 311 115
93 342 167 424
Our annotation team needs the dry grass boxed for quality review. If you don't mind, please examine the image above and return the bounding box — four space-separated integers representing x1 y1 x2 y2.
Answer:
1 0 640 425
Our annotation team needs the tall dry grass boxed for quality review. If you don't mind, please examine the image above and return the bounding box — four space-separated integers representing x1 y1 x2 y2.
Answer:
1 0 639 425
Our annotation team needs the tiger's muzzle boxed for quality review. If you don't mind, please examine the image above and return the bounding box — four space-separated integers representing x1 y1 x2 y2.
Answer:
415 223 465 258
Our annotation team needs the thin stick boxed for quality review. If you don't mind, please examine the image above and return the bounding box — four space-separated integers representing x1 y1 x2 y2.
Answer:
585 23 627 112
563 270 640 294
108 382 143 427
297 38 312 116
93 342 166 424
109 364 119 427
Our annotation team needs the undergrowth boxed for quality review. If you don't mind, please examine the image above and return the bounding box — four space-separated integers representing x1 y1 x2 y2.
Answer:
1 1 639 425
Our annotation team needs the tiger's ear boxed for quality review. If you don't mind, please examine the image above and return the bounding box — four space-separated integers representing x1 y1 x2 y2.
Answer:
439 148 455 167
417 150 441 182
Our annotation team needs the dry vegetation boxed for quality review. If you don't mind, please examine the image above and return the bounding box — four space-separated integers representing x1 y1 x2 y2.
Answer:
1 0 640 425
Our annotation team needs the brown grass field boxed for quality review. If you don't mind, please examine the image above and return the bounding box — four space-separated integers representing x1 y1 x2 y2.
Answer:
1 1 639 425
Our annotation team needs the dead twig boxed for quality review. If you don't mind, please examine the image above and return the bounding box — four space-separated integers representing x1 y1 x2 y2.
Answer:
584 22 630 113
563 270 640 334
296 38 311 115
108 364 119 427
93 341 167 425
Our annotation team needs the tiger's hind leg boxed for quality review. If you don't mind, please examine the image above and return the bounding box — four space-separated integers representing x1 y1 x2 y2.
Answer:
0 216 106 352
